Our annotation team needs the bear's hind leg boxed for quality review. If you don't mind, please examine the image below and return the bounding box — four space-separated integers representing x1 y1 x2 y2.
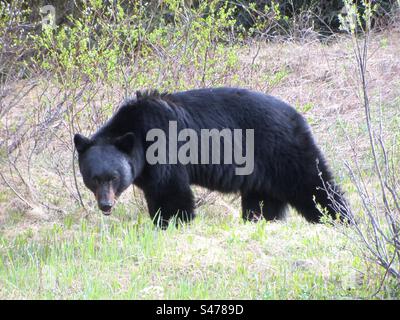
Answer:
241 192 263 222
289 185 350 223
289 194 324 223
241 192 286 222
261 195 287 221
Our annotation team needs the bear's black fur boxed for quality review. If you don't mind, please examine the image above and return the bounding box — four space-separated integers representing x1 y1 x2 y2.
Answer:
74 87 350 228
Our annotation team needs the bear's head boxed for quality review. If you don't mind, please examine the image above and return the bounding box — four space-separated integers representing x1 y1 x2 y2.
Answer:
74 133 138 215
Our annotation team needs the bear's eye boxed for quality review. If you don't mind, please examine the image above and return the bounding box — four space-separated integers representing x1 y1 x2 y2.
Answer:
92 176 100 185
111 176 119 182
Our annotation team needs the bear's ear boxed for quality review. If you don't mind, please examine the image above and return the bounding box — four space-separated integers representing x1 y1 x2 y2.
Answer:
74 133 91 154
114 133 136 154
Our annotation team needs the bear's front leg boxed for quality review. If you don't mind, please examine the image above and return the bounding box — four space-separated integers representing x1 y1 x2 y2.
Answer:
143 183 195 229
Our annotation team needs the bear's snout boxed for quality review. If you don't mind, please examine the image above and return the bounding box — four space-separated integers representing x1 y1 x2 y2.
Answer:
99 201 113 214
95 182 116 215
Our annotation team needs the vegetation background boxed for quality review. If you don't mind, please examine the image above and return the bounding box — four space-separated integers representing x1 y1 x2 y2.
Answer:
0 0 399 299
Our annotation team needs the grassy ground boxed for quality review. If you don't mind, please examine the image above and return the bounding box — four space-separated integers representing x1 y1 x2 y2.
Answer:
0 29 399 299
0 209 379 299
1 195 399 299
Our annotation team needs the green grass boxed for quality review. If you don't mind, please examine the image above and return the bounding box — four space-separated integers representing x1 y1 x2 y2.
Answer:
0 207 392 300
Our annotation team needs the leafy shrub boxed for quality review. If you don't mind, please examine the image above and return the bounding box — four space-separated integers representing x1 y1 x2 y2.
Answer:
31 0 242 91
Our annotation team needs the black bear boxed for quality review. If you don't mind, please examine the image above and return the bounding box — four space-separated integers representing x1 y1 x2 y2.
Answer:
74 87 350 228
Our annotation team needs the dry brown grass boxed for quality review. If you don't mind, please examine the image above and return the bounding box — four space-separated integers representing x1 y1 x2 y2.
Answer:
240 31 400 125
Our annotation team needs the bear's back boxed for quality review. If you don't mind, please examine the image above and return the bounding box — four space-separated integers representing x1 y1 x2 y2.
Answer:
167 87 299 131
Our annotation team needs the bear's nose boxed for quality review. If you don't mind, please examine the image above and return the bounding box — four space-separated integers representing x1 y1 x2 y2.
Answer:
99 202 113 213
